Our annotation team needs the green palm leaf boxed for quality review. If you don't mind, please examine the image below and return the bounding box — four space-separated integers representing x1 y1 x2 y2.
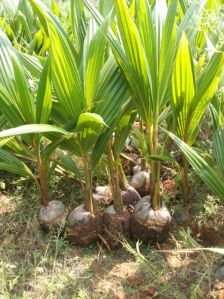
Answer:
164 129 224 202
0 148 34 178
29 0 85 120
0 124 69 138
113 0 151 122
213 126 224 179
84 19 108 107
171 32 196 141
36 58 52 124
76 112 106 154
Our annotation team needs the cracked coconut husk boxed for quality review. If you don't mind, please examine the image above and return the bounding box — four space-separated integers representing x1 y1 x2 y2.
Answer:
121 185 141 207
131 196 172 243
130 171 150 197
65 204 101 246
39 200 68 230
102 205 131 249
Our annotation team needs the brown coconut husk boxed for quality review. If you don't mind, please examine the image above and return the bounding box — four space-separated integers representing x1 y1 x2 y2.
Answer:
131 196 172 243
39 200 68 230
65 204 101 246
132 164 142 174
121 185 141 207
130 171 150 197
102 206 131 249
93 185 113 206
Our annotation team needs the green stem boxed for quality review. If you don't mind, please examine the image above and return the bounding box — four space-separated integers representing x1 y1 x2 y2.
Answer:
148 121 161 210
33 138 49 206
107 140 123 212
82 153 94 214
140 117 146 171
118 159 128 190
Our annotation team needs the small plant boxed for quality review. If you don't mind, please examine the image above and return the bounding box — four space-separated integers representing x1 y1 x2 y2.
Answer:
171 31 224 200
0 29 70 230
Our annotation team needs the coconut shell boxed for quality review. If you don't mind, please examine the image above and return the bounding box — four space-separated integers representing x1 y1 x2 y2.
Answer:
39 200 68 230
93 185 113 206
132 165 142 174
130 171 150 197
66 204 101 246
121 185 141 207
131 196 172 243
102 206 131 249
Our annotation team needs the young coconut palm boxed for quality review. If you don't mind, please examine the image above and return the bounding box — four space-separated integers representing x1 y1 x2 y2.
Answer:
97 105 141 247
165 128 224 202
28 0 132 245
0 29 70 229
84 0 209 242
171 32 224 200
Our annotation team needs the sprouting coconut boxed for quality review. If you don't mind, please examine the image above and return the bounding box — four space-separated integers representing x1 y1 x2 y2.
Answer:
118 158 141 207
131 196 172 243
101 108 141 247
130 171 150 197
66 113 106 245
0 44 69 231
39 200 68 230
122 185 141 207
93 185 113 206
130 164 172 244
66 204 101 246
102 205 131 248
101 139 132 248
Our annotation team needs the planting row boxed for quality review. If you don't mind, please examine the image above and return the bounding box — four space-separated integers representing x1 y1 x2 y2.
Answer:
0 0 224 245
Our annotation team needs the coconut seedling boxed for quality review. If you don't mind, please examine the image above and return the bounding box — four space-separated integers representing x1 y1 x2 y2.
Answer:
99 106 141 247
0 29 69 229
84 0 210 243
65 112 107 246
112 107 141 207
165 126 224 203
170 32 224 200
28 0 132 245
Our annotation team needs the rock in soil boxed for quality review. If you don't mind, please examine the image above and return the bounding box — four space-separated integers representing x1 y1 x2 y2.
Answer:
102 206 131 249
39 200 68 230
215 262 224 282
93 185 113 206
130 171 150 197
66 204 101 246
122 185 141 207
131 196 172 243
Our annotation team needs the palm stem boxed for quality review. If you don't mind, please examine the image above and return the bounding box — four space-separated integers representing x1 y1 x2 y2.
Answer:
82 153 94 214
33 138 49 206
118 159 128 190
107 140 123 212
148 121 161 210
